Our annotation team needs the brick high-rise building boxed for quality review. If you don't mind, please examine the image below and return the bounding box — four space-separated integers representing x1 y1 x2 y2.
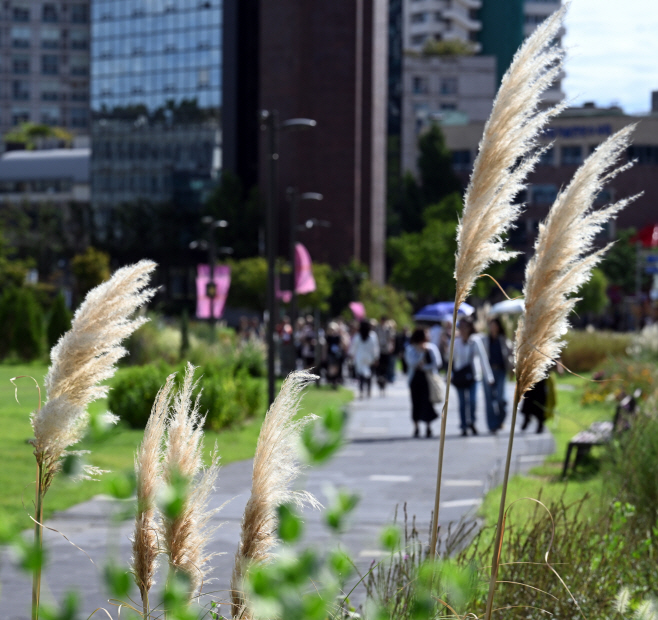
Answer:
256 0 388 283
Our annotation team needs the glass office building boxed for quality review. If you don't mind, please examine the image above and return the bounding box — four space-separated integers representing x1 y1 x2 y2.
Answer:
90 0 222 212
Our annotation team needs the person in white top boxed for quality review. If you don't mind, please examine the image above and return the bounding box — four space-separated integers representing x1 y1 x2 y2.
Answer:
450 318 494 436
349 320 380 398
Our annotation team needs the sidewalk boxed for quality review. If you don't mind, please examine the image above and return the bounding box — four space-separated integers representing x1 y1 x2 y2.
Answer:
0 375 554 618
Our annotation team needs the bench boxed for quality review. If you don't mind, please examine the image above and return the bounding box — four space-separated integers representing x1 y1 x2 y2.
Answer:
561 389 640 478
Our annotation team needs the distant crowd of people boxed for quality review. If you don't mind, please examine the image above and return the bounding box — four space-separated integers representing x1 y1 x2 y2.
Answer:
235 313 557 439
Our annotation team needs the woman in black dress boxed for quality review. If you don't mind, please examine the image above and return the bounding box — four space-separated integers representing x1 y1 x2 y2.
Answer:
404 328 441 438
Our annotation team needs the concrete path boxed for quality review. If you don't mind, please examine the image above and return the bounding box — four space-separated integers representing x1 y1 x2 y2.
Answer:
0 375 554 619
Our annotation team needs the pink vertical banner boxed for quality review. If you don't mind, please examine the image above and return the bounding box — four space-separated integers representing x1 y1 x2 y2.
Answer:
295 243 316 294
196 264 231 319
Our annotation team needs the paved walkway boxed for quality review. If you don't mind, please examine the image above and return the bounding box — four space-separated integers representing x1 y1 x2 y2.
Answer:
0 375 554 619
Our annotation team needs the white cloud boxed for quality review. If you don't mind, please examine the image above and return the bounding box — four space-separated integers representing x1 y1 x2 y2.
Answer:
563 0 658 113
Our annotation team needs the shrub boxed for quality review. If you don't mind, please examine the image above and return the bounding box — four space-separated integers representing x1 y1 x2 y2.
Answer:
47 291 72 349
124 318 181 366
71 246 110 299
180 308 190 357
108 363 171 429
582 358 658 405
0 286 20 359
561 329 631 373
606 411 658 528
11 287 44 360
109 360 263 430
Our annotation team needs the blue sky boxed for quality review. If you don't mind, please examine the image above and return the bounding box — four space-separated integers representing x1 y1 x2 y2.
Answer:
563 0 658 114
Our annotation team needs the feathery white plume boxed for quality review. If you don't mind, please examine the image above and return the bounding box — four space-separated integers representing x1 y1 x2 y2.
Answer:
31 260 156 489
162 363 221 599
231 371 321 617
131 374 175 609
454 5 567 305
515 125 639 395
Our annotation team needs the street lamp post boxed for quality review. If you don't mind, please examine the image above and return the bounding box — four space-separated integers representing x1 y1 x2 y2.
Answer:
260 110 317 406
190 217 228 329
287 188 323 327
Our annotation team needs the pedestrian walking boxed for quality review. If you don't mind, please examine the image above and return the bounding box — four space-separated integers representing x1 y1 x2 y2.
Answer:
405 328 441 438
349 320 380 399
451 318 494 436
482 318 513 433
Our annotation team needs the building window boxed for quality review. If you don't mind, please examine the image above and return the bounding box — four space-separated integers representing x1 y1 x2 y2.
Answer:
70 4 88 23
12 6 30 21
70 59 89 76
627 145 658 165
440 77 458 95
411 34 426 45
11 26 31 48
42 4 58 22
12 108 30 125
70 29 88 50
41 80 59 100
41 55 59 75
440 102 457 111
452 150 471 171
13 56 30 74
561 145 583 165
41 106 60 125
12 81 30 100
469 8 479 20
71 91 88 101
531 184 558 204
412 76 429 94
411 12 427 23
41 26 60 49
525 14 548 26
539 146 554 165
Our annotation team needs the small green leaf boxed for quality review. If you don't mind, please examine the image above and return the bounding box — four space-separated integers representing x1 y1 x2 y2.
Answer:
328 549 354 578
277 504 304 543
14 538 46 573
61 453 84 478
106 472 136 500
322 406 345 433
104 561 131 598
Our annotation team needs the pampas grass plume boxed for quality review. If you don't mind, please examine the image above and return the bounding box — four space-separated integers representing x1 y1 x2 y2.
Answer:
162 363 221 599
31 259 156 489
131 373 175 609
231 371 320 617
454 5 567 305
515 125 639 395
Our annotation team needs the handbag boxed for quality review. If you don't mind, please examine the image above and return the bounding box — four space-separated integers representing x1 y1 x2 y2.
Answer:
451 364 475 389
426 371 445 404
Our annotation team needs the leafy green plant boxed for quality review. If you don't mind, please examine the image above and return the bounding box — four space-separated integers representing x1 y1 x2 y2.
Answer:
561 329 632 374
46 291 72 350
11 287 45 361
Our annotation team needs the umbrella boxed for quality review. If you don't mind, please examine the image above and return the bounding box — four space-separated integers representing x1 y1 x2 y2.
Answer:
489 298 525 315
413 302 474 323
349 301 366 320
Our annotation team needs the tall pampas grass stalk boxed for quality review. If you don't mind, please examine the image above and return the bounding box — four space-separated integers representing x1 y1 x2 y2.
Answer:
29 260 155 620
162 363 221 600
429 5 568 559
131 374 175 618
231 371 321 618
483 125 639 620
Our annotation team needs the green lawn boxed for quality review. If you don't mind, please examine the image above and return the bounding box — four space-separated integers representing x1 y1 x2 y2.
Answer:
0 364 353 540
479 374 615 527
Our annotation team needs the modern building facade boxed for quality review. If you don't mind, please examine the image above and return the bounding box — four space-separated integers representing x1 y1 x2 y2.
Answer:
402 54 495 175
89 0 222 215
441 100 658 256
404 0 482 52
0 0 90 138
260 0 388 283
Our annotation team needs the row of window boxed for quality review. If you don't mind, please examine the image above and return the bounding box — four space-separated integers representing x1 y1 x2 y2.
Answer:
92 173 172 194
10 55 88 75
9 107 88 127
8 4 88 23
0 179 74 194
92 38 221 61
91 0 219 21
91 9 221 38
9 26 89 50
412 75 458 95
524 14 548 25
10 81 88 102
451 144 658 172
93 140 213 163
92 67 220 94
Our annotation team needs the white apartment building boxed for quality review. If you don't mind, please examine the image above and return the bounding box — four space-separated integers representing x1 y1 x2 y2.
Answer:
405 0 482 52
402 54 495 175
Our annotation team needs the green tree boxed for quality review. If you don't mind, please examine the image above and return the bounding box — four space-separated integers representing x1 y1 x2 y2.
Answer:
417 123 462 208
575 268 609 317
0 287 20 359
0 225 28 289
227 257 268 311
205 171 260 259
11 287 44 360
3 122 72 149
180 308 190 358
71 246 111 300
600 228 650 295
47 291 72 349
328 260 369 317
358 279 413 327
